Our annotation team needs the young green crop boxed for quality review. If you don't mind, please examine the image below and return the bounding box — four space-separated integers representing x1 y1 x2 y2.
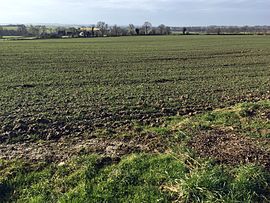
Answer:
0 35 269 143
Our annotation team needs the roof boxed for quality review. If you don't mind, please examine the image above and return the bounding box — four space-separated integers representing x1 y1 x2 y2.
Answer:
80 27 100 31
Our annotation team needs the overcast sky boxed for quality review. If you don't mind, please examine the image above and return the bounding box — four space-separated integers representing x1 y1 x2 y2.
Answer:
1 0 269 26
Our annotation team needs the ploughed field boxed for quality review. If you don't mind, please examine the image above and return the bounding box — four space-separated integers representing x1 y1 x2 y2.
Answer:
0 35 269 143
0 36 270 202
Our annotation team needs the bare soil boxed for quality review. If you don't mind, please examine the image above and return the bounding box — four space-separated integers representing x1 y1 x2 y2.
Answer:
0 133 166 163
189 130 270 169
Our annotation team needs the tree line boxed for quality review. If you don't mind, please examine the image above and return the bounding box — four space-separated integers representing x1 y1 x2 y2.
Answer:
0 22 171 38
1 23 269 38
173 26 270 35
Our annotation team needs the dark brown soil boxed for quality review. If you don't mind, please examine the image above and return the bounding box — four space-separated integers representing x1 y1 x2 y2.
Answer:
189 130 270 169
1 92 269 145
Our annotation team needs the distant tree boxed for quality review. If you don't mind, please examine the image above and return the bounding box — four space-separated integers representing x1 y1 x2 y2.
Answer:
28 25 40 36
242 26 249 34
120 27 128 36
55 27 66 36
91 26 95 37
65 27 77 37
48 27 54 34
17 25 28 36
165 26 171 35
142 22 152 35
55 27 64 33
135 28 140 35
206 26 213 34
183 27 187 35
158 24 166 35
128 24 136 35
0 26 3 36
151 27 158 35
96 21 108 36
40 26 47 36
110 24 121 36
70 27 77 33
226 26 240 34
217 27 221 35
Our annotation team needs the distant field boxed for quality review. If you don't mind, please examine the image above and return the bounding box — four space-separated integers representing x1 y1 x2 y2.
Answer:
1 36 37 40
0 35 270 143
0 26 18 30
1 36 22 39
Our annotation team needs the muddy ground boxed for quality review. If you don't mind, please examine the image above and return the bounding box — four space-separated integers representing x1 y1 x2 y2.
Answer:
2 128 270 171
0 133 167 163
1 92 269 144
189 130 270 170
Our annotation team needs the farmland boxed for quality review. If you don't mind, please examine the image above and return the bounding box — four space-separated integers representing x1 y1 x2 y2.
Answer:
0 26 19 31
0 35 270 202
1 35 270 143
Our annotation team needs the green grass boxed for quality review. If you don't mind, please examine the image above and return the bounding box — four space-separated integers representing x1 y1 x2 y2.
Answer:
0 154 186 202
0 35 270 143
1 154 269 202
174 100 270 138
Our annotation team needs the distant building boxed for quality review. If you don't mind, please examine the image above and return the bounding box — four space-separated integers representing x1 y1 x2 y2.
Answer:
79 27 100 37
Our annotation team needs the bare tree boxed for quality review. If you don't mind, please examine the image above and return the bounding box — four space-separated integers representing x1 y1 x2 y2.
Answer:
128 24 136 35
151 27 158 35
158 24 166 35
165 26 171 35
120 27 128 36
142 22 152 35
17 25 28 36
96 21 108 36
110 24 121 36
217 27 221 35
